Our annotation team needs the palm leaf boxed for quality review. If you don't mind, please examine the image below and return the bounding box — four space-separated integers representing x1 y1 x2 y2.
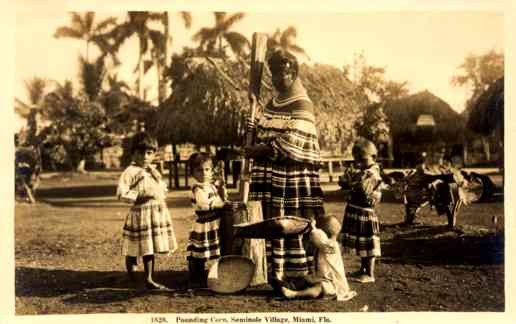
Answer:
84 12 95 34
180 11 192 29
94 17 117 32
14 98 32 118
78 55 106 101
24 77 47 105
192 27 215 42
54 26 83 39
280 26 297 45
224 31 250 56
69 12 85 33
221 12 245 30
214 12 227 25
289 44 309 59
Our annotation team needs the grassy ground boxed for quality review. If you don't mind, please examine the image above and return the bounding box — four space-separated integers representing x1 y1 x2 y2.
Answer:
15 171 504 314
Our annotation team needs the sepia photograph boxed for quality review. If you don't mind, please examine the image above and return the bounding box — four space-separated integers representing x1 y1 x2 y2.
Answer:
3 0 513 323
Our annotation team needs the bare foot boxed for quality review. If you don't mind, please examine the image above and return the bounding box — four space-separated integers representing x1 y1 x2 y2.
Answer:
145 281 169 290
351 274 375 283
340 290 357 301
280 286 296 299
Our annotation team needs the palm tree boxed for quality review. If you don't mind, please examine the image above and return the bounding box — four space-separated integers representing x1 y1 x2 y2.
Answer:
15 77 48 146
155 12 192 104
107 11 166 99
267 26 309 60
192 12 249 58
78 55 107 102
54 12 118 64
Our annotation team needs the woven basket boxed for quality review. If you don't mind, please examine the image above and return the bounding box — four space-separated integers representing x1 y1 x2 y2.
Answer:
207 255 255 294
233 216 311 239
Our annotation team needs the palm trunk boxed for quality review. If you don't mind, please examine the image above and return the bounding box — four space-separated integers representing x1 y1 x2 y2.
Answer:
86 40 90 63
138 51 144 100
481 135 491 162
158 12 170 105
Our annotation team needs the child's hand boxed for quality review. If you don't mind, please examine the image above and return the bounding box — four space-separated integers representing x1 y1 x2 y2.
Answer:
146 165 161 181
212 197 225 209
216 185 228 202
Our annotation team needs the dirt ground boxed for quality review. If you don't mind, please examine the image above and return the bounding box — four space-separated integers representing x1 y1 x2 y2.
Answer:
14 171 504 314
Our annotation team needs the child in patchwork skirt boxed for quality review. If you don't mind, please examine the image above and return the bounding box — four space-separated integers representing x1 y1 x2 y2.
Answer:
117 132 177 290
339 138 385 284
187 152 228 288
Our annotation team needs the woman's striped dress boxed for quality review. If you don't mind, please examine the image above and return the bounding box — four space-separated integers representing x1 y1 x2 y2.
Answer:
339 163 382 257
249 93 325 281
187 182 223 261
118 165 177 257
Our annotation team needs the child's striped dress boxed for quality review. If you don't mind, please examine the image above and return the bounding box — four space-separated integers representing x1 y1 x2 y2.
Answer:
118 165 177 257
187 182 223 261
339 163 383 258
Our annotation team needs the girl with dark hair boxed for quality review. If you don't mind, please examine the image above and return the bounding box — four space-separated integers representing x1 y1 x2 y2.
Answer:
186 152 227 288
117 132 177 290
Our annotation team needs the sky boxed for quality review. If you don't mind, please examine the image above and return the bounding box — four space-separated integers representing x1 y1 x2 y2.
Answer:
11 2 505 132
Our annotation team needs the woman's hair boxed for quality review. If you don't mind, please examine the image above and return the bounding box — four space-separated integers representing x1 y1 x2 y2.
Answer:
267 48 299 78
352 137 378 159
188 152 213 175
130 132 158 155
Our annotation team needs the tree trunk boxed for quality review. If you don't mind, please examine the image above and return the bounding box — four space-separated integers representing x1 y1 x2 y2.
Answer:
481 135 491 162
158 12 170 105
86 40 90 63
138 50 144 100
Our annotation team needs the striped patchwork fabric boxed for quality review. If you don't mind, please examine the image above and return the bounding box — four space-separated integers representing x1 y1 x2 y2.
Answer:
265 236 314 280
187 183 222 261
250 163 324 216
119 165 177 257
256 96 320 164
121 201 177 257
250 95 323 280
340 204 381 257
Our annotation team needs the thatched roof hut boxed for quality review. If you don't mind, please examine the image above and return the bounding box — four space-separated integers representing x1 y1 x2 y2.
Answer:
156 56 361 154
383 90 465 166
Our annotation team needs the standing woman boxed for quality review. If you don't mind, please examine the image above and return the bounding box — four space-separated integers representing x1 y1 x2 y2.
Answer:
244 49 325 293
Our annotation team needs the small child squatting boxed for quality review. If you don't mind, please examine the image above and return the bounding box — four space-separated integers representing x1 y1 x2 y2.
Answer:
281 216 357 301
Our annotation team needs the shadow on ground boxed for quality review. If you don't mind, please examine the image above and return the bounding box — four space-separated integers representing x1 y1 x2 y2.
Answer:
16 267 189 302
16 266 273 306
37 185 117 199
380 224 504 266
35 183 191 209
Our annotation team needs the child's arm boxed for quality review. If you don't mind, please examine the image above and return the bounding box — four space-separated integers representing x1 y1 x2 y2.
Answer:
353 168 383 206
117 169 142 204
193 186 225 210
